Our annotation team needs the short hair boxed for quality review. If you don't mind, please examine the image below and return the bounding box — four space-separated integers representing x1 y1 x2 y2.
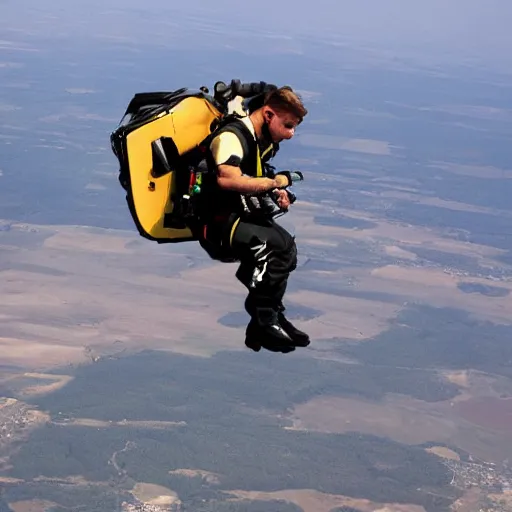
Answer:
263 86 308 122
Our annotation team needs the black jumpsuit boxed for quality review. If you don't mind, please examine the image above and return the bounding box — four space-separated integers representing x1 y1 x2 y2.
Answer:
199 115 308 351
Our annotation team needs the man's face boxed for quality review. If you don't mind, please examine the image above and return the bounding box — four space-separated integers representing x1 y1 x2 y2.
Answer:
265 108 301 143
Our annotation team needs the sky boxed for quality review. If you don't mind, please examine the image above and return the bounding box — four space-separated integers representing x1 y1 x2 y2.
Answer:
2 0 511 75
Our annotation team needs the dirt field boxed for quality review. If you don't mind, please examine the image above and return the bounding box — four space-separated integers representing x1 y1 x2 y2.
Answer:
286 369 512 463
226 488 426 512
425 446 461 461
168 468 220 484
130 482 180 507
455 397 512 431
3 193 511 372
8 500 59 512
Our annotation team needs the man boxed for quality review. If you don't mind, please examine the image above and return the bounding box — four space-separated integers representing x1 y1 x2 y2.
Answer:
200 85 310 354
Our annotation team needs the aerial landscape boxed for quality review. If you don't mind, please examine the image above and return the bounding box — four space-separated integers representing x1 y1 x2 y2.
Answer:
1 1 512 511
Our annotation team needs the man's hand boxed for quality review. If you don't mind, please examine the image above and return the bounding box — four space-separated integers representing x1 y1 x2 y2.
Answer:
274 189 291 210
274 174 290 188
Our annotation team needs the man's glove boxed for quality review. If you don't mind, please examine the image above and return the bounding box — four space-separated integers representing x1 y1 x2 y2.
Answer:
286 189 297 204
275 173 291 188
274 170 304 188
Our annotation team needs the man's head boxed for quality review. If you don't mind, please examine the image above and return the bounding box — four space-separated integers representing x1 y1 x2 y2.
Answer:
259 86 308 143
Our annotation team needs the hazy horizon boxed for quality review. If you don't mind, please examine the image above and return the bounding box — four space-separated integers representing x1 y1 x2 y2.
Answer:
3 0 511 74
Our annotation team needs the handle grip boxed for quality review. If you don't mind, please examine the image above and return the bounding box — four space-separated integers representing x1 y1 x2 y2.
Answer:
213 79 277 105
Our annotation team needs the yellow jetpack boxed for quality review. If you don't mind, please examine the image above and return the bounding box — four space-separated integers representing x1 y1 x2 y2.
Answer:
110 80 277 244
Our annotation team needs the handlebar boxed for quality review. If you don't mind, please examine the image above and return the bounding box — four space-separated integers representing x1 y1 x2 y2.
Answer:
213 79 277 107
261 170 304 217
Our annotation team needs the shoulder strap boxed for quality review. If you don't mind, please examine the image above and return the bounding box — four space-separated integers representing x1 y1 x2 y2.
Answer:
207 115 274 178
217 119 254 162
222 121 269 178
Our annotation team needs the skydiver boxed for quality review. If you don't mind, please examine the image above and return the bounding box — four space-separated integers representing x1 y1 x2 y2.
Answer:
199 85 311 354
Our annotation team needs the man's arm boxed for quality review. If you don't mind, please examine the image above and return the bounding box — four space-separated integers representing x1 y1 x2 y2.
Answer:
217 164 278 194
209 130 289 195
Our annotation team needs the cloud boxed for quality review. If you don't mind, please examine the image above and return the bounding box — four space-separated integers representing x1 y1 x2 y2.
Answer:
65 88 96 94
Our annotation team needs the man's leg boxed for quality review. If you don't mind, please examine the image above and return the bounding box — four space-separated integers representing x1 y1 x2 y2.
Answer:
236 257 295 353
231 218 309 352
242 258 309 348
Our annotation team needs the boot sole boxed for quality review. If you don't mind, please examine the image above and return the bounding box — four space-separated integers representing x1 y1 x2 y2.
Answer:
245 338 296 354
291 338 311 348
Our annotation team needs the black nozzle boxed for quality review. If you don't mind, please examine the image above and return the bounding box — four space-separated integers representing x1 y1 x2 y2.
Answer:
289 171 304 182
214 80 279 108
230 78 241 95
213 81 226 91
243 81 278 98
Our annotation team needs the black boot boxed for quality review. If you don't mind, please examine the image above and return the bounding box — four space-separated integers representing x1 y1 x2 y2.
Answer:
243 295 296 354
245 319 296 354
277 306 311 347
243 298 296 354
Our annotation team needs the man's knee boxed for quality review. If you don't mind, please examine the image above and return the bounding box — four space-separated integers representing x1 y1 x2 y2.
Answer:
271 231 297 275
233 220 297 274
287 238 298 272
